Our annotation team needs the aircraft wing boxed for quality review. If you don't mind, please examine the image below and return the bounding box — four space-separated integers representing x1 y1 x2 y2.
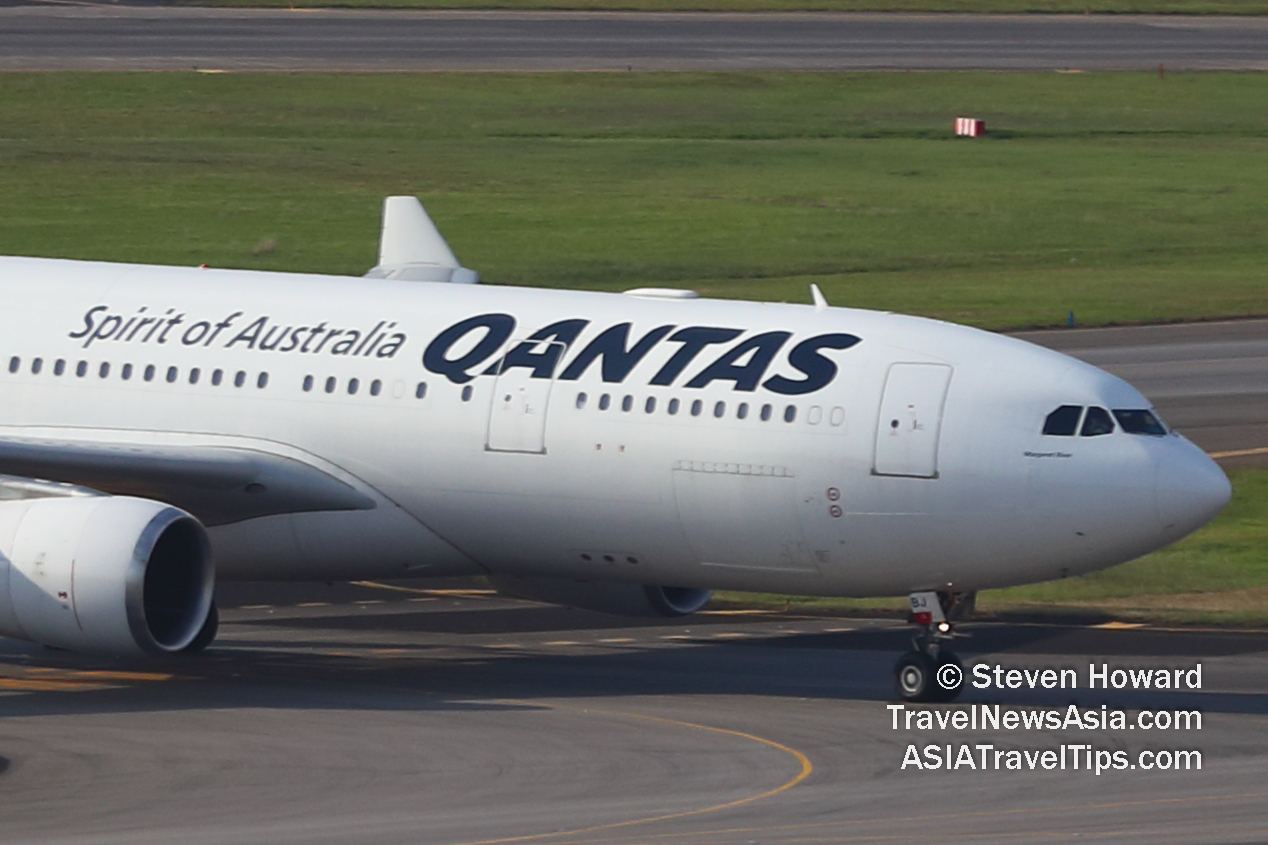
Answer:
0 436 376 526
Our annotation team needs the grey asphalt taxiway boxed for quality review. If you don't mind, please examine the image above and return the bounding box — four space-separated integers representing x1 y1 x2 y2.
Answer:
2 582 1266 844
1 8 1267 71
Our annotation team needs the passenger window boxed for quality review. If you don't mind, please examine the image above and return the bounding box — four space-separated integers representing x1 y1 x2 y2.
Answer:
668 398 680 415
1113 409 1167 436
830 406 845 426
370 379 382 397
143 364 155 382
1042 405 1082 436
7 356 18 374
257 372 269 389
325 376 336 394
234 370 246 388
713 401 725 418
461 385 473 402
808 405 823 425
31 358 42 375
599 393 611 410
737 402 748 420
348 378 360 395
644 397 656 414
1080 406 1115 437
784 405 797 423
54 359 66 376
303 375 314 392
211 369 223 386
165 366 178 383
414 382 426 399
760 404 773 422
121 363 132 380
188 367 200 385
690 399 703 417
99 362 110 379
76 361 88 377
576 392 587 409
621 395 633 412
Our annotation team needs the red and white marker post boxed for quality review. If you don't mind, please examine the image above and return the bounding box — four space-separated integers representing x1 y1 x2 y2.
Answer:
954 117 986 137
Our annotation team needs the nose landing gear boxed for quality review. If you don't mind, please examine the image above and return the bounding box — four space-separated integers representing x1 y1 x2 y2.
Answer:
894 590 974 702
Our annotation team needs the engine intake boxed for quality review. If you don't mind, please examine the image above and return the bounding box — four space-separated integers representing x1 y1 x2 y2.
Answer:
0 496 214 655
490 575 712 618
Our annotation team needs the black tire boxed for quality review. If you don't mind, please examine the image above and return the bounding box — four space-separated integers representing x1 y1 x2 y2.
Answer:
894 651 936 702
182 601 218 653
930 650 964 703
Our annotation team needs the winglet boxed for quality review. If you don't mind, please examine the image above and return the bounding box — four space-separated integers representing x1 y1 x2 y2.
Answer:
364 196 479 284
810 283 828 311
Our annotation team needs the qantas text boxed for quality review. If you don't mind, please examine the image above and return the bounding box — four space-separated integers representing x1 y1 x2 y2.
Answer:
422 314 860 395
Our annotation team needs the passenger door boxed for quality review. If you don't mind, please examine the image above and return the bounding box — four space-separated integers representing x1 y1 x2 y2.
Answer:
485 341 565 454
873 363 953 478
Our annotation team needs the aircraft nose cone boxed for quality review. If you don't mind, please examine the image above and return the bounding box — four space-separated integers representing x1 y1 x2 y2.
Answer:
1155 441 1232 535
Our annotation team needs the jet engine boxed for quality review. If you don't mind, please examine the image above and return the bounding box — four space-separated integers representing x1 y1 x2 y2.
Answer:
489 574 712 618
0 496 213 655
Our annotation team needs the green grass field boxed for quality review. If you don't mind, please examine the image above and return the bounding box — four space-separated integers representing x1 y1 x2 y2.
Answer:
2 72 1266 330
1 71 1264 623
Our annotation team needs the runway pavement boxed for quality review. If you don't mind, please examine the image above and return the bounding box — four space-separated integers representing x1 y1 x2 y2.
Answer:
1 581 1266 845
1 8 1267 71
1014 319 1268 467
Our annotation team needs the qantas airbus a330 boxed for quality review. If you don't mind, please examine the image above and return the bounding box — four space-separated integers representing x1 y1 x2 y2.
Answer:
0 197 1230 701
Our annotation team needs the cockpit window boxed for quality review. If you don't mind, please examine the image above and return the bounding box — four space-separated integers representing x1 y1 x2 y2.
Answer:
1042 405 1082 436
1080 406 1115 437
1113 409 1167 436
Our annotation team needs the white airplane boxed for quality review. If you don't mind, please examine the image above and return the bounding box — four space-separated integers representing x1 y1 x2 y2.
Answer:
0 197 1231 701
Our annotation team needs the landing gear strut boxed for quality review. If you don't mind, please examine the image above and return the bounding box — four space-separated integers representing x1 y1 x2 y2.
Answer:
894 590 974 703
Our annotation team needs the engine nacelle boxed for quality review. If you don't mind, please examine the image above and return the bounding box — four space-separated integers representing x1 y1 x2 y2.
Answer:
0 496 213 655
489 575 712 618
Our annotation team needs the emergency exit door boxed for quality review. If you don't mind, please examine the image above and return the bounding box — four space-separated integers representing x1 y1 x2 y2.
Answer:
873 363 953 478
486 341 565 454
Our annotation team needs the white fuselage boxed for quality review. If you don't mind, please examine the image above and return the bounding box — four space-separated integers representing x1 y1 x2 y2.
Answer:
0 256 1230 597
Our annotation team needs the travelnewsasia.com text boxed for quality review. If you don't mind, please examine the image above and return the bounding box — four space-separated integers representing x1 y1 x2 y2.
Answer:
888 703 1202 732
